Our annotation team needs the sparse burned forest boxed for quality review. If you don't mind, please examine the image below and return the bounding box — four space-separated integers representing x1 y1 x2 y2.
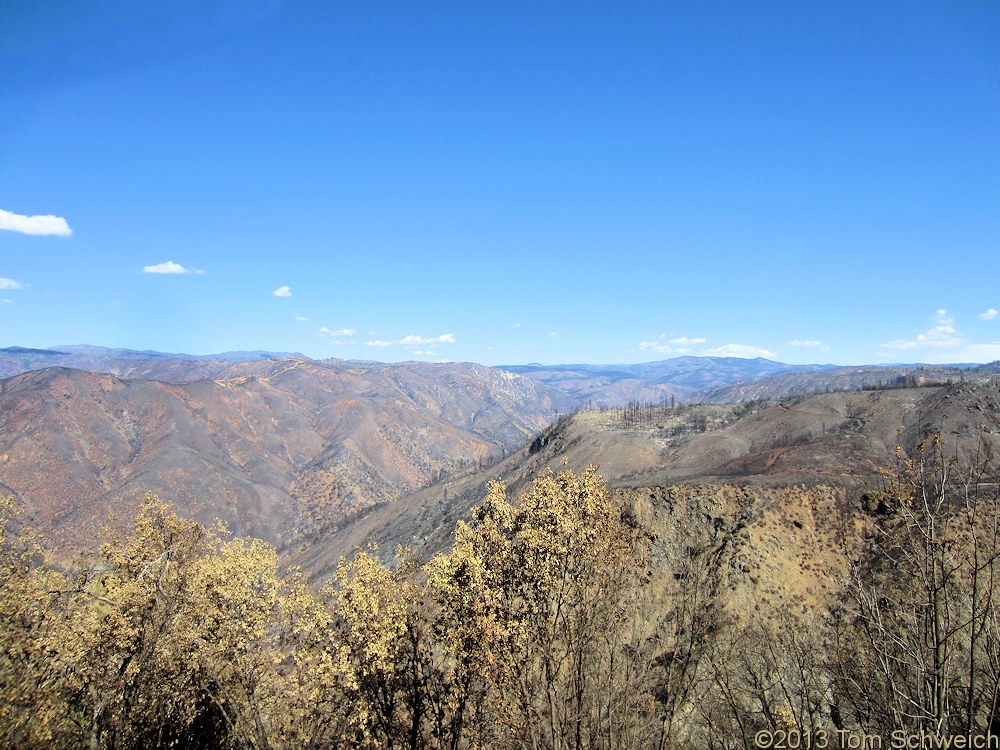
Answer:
4 440 1000 749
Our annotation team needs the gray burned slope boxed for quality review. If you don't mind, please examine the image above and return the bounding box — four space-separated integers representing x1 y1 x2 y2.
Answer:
696 364 977 403
290 380 1000 578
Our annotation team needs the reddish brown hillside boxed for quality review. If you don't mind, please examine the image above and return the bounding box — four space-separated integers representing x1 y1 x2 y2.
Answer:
0 362 573 553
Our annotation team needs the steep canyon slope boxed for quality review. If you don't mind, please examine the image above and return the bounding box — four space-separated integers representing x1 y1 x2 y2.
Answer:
289 380 1000 581
0 358 573 550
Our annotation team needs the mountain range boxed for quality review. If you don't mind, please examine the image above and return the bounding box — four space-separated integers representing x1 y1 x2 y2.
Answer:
0 353 572 551
0 345 996 561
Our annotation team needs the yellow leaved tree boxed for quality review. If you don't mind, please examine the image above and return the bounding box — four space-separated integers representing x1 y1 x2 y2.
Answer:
427 465 657 750
0 494 343 750
0 496 81 748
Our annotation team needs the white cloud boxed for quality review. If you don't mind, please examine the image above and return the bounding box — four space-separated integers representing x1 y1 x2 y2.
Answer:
1 298 12 304
295 316 309 322
143 260 204 275
639 340 675 354
365 333 456 348
513 322 521 328
0 278 24 290
402 333 455 345
273 285 292 297
639 334 706 354
549 332 561 339
320 326 357 337
0 209 72 237
703 343 777 359
882 309 961 351
880 309 1000 363
981 308 998 321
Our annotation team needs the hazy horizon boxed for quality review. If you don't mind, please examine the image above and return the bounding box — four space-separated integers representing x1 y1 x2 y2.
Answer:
4 340 997 371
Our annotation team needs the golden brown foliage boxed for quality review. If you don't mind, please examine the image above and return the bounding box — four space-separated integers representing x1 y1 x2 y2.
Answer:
428 466 656 749
5 448 999 749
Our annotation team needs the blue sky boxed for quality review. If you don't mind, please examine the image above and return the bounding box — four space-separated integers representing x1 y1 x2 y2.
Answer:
1 1 998 366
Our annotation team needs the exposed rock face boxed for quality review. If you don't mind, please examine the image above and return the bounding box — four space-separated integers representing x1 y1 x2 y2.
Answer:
288 381 1000 580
